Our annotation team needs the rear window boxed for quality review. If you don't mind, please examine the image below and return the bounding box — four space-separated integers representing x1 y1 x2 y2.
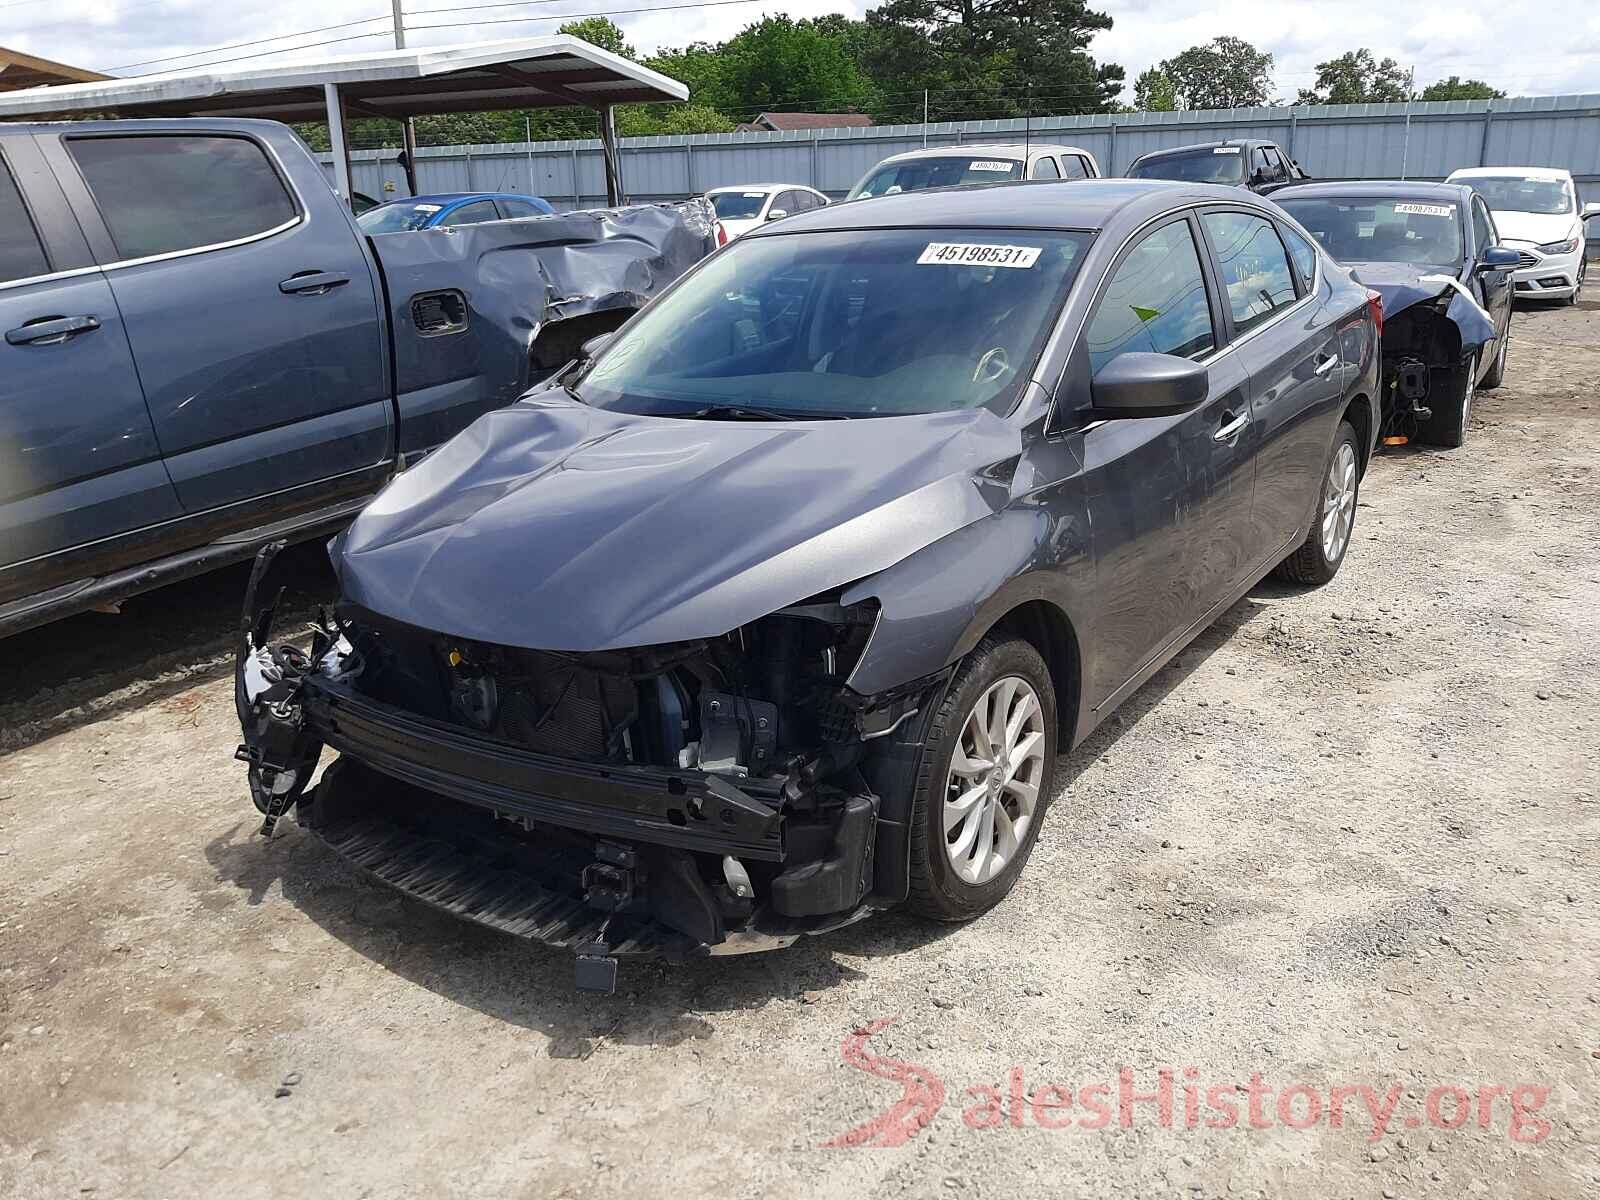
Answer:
0 155 49 284
710 191 769 220
850 156 1022 199
1128 148 1245 185
67 134 297 260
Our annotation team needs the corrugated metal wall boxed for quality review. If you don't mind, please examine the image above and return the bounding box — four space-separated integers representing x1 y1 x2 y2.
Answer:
325 94 1600 210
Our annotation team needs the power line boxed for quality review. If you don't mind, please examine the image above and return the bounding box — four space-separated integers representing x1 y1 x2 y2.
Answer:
115 31 397 77
103 14 395 73
402 0 770 31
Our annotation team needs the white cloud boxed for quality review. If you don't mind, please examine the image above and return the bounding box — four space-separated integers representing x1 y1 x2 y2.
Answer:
4 0 1594 99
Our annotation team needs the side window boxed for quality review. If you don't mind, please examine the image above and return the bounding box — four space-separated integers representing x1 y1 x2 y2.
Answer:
441 201 501 227
1281 223 1318 292
1201 210 1298 335
1031 156 1061 180
66 134 296 260
0 153 50 284
777 190 805 216
497 198 542 219
1086 220 1216 374
1262 147 1286 179
1060 155 1090 180
1472 198 1495 252
1250 147 1270 180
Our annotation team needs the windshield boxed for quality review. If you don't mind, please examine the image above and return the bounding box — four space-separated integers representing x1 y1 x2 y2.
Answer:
1128 148 1245 185
1456 176 1572 215
1275 196 1464 267
357 201 445 234
710 191 770 220
850 156 1022 200
575 227 1091 420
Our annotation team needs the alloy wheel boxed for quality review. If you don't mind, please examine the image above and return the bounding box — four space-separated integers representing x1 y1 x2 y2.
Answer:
1321 440 1357 564
944 676 1046 885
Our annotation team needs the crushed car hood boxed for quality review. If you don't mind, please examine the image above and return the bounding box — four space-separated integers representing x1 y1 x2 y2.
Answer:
334 391 1022 650
1348 261 1497 351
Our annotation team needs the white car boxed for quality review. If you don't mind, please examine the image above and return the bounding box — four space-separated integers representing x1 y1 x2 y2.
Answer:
846 143 1101 201
1447 166 1597 304
705 184 829 240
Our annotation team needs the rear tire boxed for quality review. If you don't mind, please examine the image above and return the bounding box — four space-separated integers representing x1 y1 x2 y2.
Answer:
906 636 1056 922
1417 353 1476 449
1271 420 1360 586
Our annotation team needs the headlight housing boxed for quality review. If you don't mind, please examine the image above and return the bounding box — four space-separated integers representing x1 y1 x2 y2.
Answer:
1537 236 1580 255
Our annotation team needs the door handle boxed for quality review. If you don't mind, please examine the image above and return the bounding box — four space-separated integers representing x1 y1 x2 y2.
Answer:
279 271 351 296
1314 354 1339 377
5 314 101 346
1214 410 1249 442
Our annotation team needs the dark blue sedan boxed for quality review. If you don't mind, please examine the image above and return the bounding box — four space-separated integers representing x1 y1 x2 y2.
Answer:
356 191 555 234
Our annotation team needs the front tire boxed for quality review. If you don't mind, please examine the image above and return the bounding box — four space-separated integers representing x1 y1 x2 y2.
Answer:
906 636 1057 922
1272 419 1360 586
1480 327 1508 390
1417 352 1476 449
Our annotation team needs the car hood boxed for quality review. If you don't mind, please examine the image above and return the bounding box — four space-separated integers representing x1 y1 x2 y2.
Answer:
334 390 1022 650
717 217 762 240
1490 209 1578 247
1346 261 1496 351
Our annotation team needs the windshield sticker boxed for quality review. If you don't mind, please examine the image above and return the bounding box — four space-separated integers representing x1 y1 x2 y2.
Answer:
1212 147 1240 154
1395 203 1454 218
413 204 443 213
918 242 1042 268
742 191 766 198
969 160 1015 172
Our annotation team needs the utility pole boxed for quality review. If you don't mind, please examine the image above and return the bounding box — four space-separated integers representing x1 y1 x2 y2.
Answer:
922 89 928 146
1399 64 1415 181
393 0 420 196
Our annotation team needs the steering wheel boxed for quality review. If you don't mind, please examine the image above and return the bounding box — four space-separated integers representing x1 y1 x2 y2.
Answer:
972 346 1013 386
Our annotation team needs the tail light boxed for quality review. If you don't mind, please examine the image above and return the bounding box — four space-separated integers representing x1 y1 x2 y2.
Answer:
1365 289 1383 336
715 221 729 247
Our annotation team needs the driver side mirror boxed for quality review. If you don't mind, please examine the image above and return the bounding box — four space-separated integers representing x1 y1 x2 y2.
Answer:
1478 245 1521 272
765 208 789 222
1091 353 1209 418
1583 201 1600 221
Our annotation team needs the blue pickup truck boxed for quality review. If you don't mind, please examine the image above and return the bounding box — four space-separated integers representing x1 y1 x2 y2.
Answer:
0 118 714 636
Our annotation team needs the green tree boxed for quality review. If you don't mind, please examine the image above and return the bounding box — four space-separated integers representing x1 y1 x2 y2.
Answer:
1296 49 1412 105
559 16 633 57
1419 75 1505 101
711 15 875 119
1157 36 1274 110
1133 67 1177 112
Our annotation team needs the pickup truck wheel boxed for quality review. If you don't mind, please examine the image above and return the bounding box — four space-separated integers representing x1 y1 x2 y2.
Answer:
906 636 1056 922
1417 353 1476 449
1271 420 1360 586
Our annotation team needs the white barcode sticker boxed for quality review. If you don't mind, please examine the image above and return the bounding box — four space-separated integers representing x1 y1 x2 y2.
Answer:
742 191 765 198
918 242 1042 268
969 160 1015 172
1213 146 1240 154
1395 202 1453 217
413 204 443 213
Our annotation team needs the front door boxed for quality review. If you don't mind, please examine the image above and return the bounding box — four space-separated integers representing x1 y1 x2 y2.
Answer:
1075 214 1256 714
0 137 181 607
1471 195 1514 360
39 128 393 514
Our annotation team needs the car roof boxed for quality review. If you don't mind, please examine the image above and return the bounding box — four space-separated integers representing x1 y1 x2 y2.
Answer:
750 177 1255 235
1130 139 1273 161
706 183 818 194
401 192 536 205
873 143 1094 165
1447 165 1573 182
1272 180 1472 204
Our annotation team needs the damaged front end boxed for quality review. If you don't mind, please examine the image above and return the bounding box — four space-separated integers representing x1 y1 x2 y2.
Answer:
234 542 942 992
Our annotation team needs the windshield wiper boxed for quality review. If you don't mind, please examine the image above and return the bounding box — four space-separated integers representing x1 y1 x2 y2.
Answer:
680 404 845 421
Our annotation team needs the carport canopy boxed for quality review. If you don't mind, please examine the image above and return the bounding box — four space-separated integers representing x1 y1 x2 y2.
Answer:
0 37 690 206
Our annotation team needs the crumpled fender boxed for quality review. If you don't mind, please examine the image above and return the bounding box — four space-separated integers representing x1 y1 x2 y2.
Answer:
1351 263 1496 357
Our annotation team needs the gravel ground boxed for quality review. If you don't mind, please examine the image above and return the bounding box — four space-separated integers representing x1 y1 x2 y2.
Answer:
1 301 1597 1199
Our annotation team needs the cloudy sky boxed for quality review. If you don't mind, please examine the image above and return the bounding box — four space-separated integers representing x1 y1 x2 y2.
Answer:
4 0 1596 100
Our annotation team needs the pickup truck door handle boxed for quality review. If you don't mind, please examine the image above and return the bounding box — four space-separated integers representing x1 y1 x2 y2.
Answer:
279 271 351 296
1314 353 1339 377
1213 410 1249 442
5 314 101 346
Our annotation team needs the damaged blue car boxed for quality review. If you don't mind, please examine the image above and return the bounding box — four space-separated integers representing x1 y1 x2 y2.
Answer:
235 181 1380 991
1274 181 1517 448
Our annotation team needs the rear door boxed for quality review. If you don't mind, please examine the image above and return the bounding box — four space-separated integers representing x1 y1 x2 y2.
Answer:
0 133 182 606
39 128 392 514
1198 207 1342 557
1075 213 1253 711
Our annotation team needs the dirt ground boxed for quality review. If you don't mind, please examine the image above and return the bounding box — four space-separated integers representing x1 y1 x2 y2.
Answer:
2 300 1597 1200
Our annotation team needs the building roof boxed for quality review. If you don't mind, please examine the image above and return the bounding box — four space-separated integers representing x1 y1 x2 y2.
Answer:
0 45 108 91
0 36 686 121
737 111 873 132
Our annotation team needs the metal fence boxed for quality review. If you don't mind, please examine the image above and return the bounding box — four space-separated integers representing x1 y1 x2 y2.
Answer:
324 93 1600 210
